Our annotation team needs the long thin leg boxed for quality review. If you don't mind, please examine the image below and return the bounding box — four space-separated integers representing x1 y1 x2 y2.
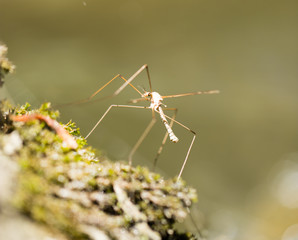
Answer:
57 64 150 107
85 104 150 139
155 109 196 181
114 64 153 95
128 110 156 165
178 134 196 180
187 207 204 239
129 89 219 104
89 74 143 100
162 89 220 99
86 104 156 166
153 108 177 170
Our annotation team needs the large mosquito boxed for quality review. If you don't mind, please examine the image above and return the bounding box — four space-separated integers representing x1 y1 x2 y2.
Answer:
67 64 219 180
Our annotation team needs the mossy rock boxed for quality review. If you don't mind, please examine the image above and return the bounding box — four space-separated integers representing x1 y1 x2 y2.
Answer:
0 101 198 240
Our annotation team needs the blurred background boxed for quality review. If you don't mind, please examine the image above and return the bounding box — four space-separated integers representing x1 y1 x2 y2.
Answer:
1 0 298 239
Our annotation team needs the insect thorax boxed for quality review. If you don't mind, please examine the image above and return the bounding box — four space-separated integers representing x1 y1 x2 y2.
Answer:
148 92 163 110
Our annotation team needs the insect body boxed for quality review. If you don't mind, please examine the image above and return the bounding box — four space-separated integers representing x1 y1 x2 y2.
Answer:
143 91 178 143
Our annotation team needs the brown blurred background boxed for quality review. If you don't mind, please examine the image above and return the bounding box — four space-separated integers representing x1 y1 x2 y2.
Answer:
1 0 298 239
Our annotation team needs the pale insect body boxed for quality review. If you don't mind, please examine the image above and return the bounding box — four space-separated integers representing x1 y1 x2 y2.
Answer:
144 91 178 143
66 64 219 180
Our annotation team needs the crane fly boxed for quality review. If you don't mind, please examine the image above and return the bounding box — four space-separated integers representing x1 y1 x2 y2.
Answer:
63 64 219 180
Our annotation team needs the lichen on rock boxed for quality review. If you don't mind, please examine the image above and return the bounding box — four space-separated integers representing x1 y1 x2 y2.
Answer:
0 44 15 87
0 101 198 240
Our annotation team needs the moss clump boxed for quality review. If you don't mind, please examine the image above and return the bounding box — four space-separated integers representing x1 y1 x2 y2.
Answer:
0 101 198 240
0 44 15 87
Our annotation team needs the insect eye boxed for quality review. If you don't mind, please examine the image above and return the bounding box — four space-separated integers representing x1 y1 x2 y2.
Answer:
143 92 151 97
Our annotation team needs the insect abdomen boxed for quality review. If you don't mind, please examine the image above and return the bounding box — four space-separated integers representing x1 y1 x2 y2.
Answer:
158 107 179 143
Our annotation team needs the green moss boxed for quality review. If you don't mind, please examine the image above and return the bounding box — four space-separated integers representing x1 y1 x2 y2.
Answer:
0 101 198 240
